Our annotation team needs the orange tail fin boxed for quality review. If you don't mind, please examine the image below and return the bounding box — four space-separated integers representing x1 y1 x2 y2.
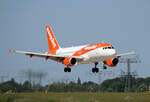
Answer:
46 25 60 55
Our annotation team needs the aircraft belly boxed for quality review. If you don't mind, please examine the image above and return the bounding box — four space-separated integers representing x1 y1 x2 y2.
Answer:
77 49 112 64
77 52 104 64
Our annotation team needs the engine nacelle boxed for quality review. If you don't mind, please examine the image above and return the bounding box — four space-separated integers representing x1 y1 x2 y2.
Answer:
104 58 119 67
63 57 77 67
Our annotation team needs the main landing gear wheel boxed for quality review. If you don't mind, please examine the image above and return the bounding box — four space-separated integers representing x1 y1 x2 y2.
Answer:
64 67 71 72
92 68 99 73
92 62 99 73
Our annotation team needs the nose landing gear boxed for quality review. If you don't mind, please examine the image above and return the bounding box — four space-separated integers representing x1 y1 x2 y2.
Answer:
91 62 108 73
103 65 107 69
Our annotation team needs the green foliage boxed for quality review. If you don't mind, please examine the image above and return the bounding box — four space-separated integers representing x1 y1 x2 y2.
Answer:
0 78 22 93
0 76 150 93
100 76 150 92
22 81 33 92
0 94 14 102
100 78 125 92
0 79 33 93
47 81 99 92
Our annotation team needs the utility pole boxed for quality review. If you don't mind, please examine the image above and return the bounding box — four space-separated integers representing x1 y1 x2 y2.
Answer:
119 56 141 92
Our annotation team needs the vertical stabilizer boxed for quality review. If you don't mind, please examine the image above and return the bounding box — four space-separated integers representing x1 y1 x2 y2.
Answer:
46 25 60 55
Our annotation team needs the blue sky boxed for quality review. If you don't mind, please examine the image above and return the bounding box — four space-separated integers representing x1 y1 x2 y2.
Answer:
0 0 150 84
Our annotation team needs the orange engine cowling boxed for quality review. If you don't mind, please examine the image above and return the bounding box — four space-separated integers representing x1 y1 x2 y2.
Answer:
63 57 77 67
104 58 119 67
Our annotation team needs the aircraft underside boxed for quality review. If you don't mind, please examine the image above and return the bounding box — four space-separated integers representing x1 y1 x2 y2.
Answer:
62 56 109 73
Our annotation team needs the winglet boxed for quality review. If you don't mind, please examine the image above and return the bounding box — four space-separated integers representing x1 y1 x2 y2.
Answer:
9 49 12 54
8 49 16 54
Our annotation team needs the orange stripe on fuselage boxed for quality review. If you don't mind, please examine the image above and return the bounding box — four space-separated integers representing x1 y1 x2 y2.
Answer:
72 43 112 56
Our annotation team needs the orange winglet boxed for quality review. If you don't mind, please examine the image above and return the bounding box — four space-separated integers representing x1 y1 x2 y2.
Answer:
9 49 16 54
8 49 12 54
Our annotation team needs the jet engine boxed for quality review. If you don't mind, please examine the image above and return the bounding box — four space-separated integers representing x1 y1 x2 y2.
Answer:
63 57 77 67
104 57 119 67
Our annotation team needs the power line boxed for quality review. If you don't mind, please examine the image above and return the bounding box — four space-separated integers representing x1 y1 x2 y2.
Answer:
119 55 141 92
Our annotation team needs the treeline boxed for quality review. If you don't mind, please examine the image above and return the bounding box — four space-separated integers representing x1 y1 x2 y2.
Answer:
46 81 99 92
0 76 150 93
0 78 33 93
101 76 150 92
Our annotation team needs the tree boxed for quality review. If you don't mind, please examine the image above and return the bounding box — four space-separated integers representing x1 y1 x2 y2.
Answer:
77 77 81 85
145 77 150 91
0 78 22 92
22 80 32 92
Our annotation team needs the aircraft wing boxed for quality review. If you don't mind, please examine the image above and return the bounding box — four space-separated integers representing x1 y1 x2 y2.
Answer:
116 50 135 57
9 49 84 62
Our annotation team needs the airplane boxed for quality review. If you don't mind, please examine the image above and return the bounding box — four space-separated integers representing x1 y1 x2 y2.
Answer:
9 25 135 73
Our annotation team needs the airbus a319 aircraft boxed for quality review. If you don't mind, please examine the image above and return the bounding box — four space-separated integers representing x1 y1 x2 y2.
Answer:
9 25 135 73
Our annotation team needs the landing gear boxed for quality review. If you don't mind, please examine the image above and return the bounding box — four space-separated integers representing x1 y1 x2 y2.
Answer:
103 65 107 69
92 62 99 73
92 68 99 73
64 67 71 72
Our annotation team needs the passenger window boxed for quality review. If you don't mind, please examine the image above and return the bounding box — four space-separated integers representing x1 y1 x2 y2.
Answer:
103 47 106 49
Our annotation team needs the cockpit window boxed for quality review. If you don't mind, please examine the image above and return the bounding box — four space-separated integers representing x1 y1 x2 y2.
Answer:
103 47 114 50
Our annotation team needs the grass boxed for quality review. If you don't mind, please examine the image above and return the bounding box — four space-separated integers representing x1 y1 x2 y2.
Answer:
0 94 14 102
0 92 150 102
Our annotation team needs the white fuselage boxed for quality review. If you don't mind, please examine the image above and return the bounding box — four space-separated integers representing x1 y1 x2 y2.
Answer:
55 45 117 64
